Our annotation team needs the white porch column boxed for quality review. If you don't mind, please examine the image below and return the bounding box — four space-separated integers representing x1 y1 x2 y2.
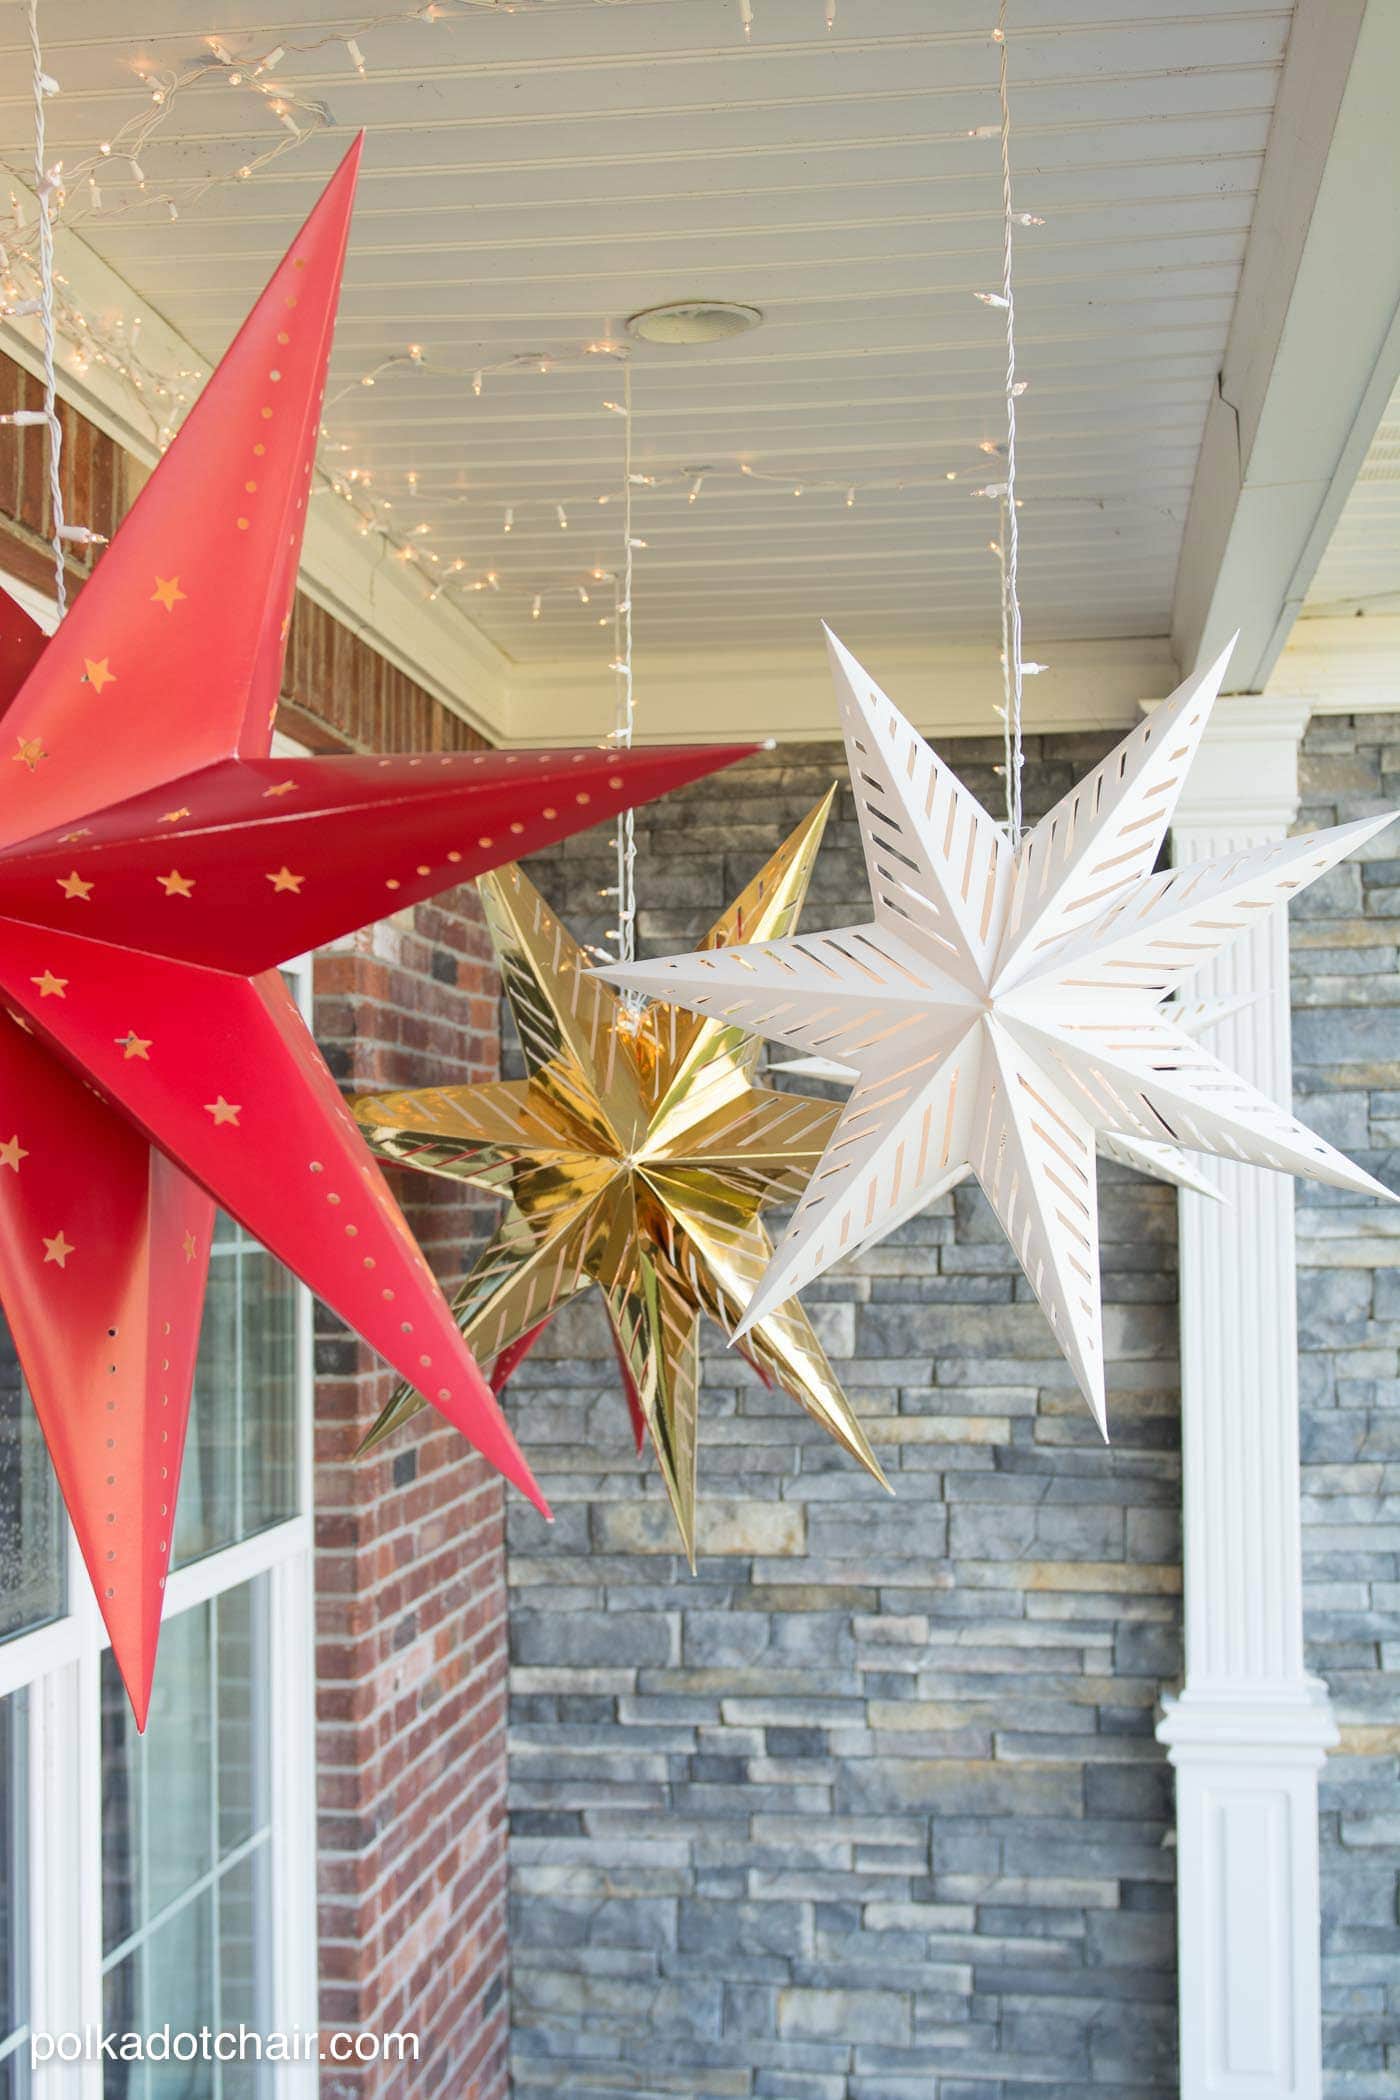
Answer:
1156 695 1334 2100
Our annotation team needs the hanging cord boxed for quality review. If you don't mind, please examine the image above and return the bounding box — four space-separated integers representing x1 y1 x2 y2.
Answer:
997 495 1013 817
26 0 67 618
611 358 639 975
994 0 1024 841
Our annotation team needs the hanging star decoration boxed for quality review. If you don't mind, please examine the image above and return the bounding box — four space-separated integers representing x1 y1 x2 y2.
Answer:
0 137 756 1725
601 626 1395 1434
351 791 886 1560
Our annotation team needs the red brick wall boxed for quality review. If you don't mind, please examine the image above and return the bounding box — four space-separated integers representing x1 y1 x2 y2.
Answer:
0 351 512 2098
313 897 509 2100
282 595 485 756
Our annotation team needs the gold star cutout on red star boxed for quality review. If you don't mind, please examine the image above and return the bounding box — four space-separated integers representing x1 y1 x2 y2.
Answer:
115 1032 152 1061
262 780 297 798
0 1136 28 1171
266 866 304 893
58 828 91 843
13 737 45 771
151 577 186 612
57 871 93 901
181 1230 198 1263
159 808 191 825
83 659 115 694
204 1097 242 1126
30 971 66 999
42 1230 74 1268
158 870 195 898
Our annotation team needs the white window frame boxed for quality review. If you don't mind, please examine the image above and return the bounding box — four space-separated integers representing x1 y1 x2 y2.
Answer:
0 575 320 2095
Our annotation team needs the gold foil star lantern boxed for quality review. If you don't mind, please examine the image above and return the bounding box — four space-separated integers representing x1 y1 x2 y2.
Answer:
353 792 886 1560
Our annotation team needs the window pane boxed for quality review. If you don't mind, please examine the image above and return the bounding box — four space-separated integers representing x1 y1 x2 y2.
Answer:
102 1581 273 2099
240 1249 297 1540
215 1853 266 2100
143 1895 214 2099
0 1324 64 1643
174 1214 298 1569
174 1216 240 1565
101 1942 140 2099
102 1607 213 1961
0 1692 28 2100
215 1582 265 1858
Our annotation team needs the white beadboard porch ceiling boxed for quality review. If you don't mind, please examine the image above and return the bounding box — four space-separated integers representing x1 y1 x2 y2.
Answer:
0 0 1294 694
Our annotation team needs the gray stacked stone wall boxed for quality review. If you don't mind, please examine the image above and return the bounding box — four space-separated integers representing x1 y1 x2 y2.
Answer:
1293 712 1400 2098
505 735 1184 2100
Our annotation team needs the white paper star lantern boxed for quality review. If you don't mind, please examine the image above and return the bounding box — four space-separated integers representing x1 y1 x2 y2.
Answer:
600 629 1395 1432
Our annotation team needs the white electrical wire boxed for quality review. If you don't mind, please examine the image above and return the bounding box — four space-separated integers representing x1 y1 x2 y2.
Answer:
997 495 1013 816
27 0 67 618
994 0 1024 841
612 357 638 972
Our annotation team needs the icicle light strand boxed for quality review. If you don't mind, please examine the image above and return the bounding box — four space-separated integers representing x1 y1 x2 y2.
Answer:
995 0 1025 841
27 0 66 617
612 357 639 975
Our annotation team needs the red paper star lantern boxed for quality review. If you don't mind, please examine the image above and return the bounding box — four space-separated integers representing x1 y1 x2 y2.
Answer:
0 137 755 1724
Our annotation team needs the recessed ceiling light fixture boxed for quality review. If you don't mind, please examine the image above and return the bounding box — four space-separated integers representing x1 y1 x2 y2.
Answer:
626 300 763 346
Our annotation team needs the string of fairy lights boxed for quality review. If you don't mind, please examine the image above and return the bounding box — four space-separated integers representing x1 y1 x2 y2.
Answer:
990 0 1028 840
604 358 640 974
1 0 1043 717
25 0 66 615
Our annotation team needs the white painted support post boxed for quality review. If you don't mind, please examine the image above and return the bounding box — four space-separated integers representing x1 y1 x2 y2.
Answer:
1157 696 1334 2100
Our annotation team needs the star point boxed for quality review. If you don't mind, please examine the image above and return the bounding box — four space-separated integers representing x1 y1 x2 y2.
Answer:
13 736 45 771
158 869 195 898
0 1135 28 1171
151 576 186 612
262 779 297 798
159 808 191 825
266 865 304 893
115 1031 152 1060
57 870 93 901
204 1096 242 1126
42 1230 74 1267
30 970 67 999
83 658 116 694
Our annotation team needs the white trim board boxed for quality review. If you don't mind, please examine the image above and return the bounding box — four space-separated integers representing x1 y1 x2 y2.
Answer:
507 632 1180 744
1268 615 1400 714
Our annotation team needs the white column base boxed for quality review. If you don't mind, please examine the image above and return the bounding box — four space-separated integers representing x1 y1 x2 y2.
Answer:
1159 1679 1337 2098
